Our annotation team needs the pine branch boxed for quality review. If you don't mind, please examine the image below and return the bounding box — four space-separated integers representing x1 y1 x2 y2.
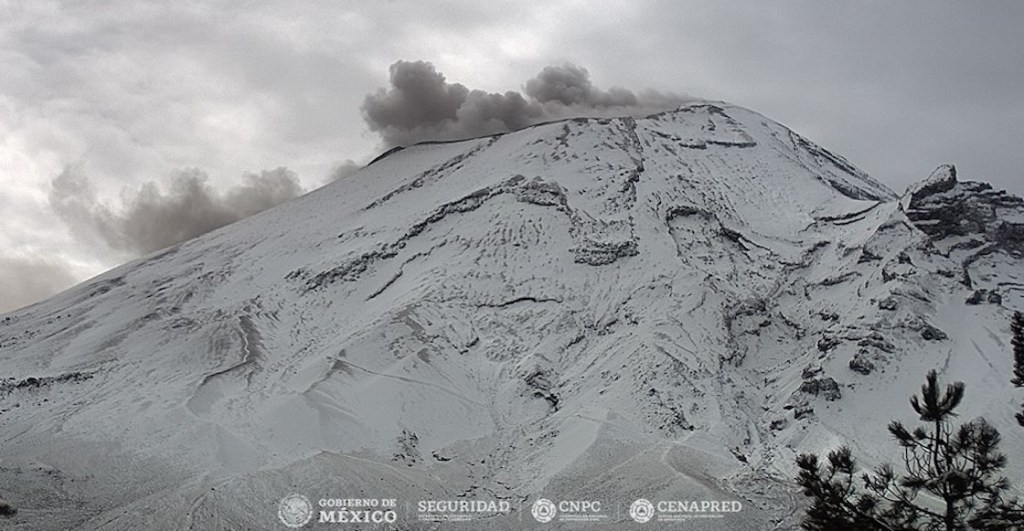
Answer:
1012 312 1024 387
797 370 1022 530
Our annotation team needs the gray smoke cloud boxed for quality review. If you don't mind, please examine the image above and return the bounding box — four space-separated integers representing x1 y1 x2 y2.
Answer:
362 60 690 147
49 166 304 255
327 160 363 182
525 64 638 107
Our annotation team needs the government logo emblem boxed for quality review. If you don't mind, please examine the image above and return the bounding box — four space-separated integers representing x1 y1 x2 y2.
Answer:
278 493 314 528
531 498 557 523
629 498 655 523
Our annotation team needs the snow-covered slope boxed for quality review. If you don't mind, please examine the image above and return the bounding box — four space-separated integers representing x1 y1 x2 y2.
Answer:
1 102 1022 530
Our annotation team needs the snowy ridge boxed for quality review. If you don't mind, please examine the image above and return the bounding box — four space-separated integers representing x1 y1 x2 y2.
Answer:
1 102 1022 530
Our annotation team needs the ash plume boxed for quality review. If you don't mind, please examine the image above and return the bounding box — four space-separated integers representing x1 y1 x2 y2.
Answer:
49 166 304 255
328 160 363 182
524 64 639 107
362 60 690 147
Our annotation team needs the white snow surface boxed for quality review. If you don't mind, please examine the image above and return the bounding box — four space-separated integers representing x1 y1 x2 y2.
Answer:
1 102 1022 530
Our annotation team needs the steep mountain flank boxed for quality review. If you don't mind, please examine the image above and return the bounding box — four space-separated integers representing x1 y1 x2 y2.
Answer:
1 102 1020 530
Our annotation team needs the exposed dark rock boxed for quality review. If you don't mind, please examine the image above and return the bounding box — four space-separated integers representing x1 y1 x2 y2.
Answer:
818 310 839 322
514 178 568 207
821 272 860 286
524 369 553 391
817 336 840 353
525 369 560 409
392 429 420 465
966 289 1002 305
0 498 16 517
801 365 823 379
849 352 876 375
904 165 1024 253
664 409 694 433
920 323 948 341
877 297 898 311
793 406 815 420
799 377 842 401
2 371 94 394
858 332 895 353
904 164 958 205
995 222 1024 255
858 249 882 263
901 167 1024 294
573 239 639 266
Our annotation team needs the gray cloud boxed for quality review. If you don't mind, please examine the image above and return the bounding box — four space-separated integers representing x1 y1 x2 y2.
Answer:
0 256 79 314
327 160 363 183
363 61 469 131
49 166 304 255
525 64 638 107
362 60 690 146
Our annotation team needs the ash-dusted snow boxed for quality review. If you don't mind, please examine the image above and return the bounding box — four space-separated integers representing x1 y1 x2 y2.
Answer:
1 102 1023 530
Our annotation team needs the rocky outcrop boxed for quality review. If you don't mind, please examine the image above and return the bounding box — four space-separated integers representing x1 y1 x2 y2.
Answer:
902 165 1024 252
966 289 1003 305
902 164 958 208
849 352 876 375
920 323 948 341
901 165 1024 292
799 377 842 401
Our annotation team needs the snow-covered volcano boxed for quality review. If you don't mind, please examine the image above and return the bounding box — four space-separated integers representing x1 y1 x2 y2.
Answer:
2 102 1022 530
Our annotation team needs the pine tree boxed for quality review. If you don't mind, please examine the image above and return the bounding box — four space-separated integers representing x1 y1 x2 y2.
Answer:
795 448 883 531
1011 311 1024 428
796 370 1024 530
1012 311 1024 388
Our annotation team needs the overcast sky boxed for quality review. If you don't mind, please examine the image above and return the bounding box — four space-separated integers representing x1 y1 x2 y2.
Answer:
2 1 1023 313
